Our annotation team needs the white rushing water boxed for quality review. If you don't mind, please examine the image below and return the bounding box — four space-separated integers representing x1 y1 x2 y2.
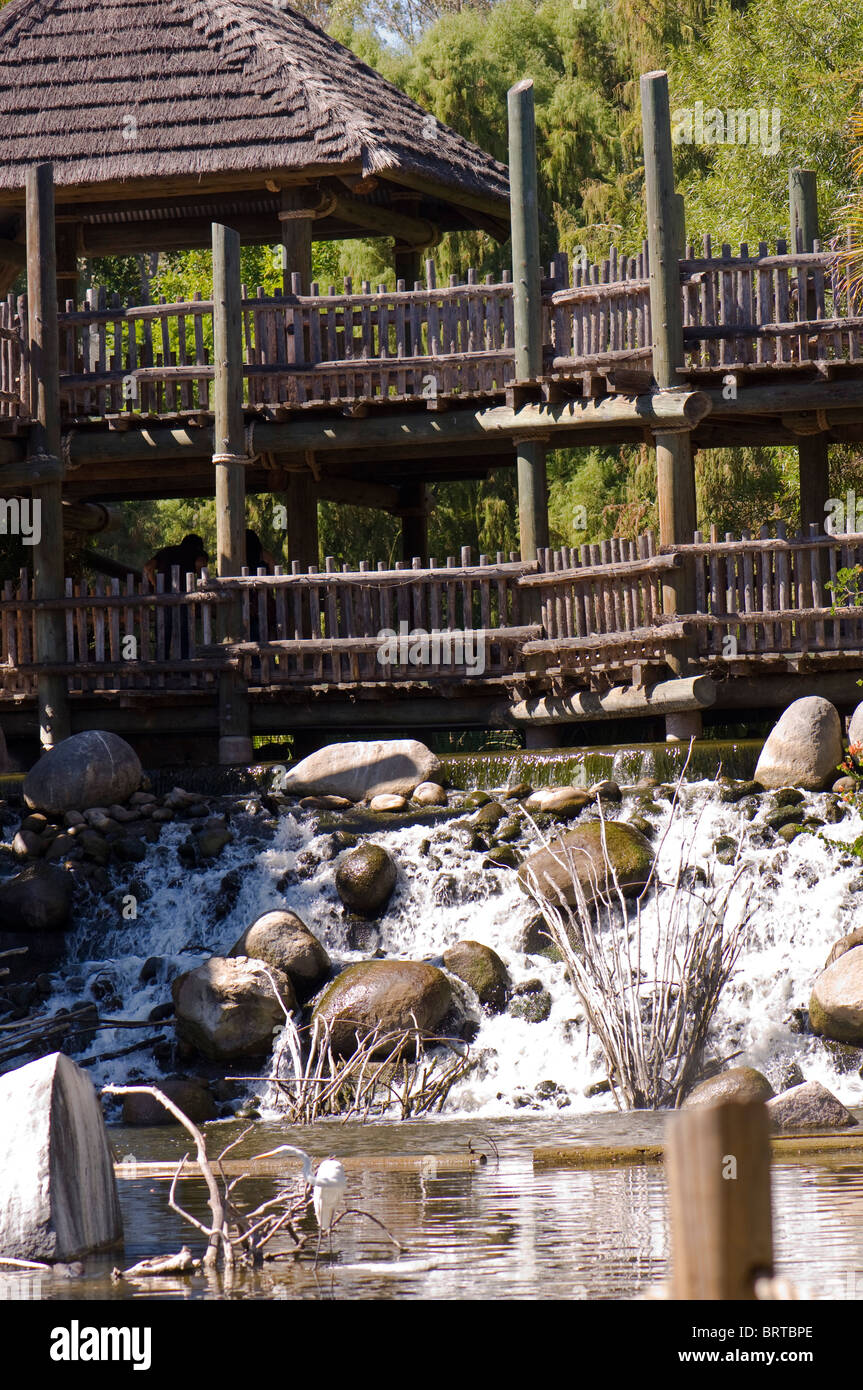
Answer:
46 777 863 1116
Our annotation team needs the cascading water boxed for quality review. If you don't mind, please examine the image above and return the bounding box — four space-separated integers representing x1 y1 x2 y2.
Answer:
42 770 863 1115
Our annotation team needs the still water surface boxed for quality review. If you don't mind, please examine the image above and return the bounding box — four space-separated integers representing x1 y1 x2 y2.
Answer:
6 1114 863 1301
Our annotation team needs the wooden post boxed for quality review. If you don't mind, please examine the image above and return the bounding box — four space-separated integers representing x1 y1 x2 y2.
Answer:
55 219 80 310
280 189 313 295
790 169 829 533
286 468 319 574
508 78 548 563
666 1098 774 1300
394 247 422 288
641 70 698 706
399 482 429 565
26 163 70 750
212 222 251 765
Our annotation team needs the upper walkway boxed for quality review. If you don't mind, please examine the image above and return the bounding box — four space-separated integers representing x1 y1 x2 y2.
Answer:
2 236 860 430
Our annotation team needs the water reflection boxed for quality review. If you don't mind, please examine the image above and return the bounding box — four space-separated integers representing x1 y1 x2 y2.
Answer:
3 1117 863 1301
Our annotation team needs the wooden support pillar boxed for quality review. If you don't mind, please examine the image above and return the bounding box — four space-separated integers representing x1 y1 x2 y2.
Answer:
641 70 697 697
394 247 422 288
790 169 829 533
508 78 548 563
398 482 429 564
285 468 319 574
280 189 313 295
212 222 252 766
667 1098 774 1300
55 220 80 309
26 163 70 750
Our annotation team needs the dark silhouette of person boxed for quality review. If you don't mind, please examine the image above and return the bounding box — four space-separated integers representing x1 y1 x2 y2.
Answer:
144 534 208 661
245 530 276 648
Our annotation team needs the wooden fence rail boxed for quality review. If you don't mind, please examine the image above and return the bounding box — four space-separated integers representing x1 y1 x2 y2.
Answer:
0 553 536 694
1 237 857 425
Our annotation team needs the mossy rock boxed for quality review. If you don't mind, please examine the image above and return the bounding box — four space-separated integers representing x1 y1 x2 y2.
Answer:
495 815 523 843
777 823 805 844
442 940 510 1015
683 1066 774 1109
473 800 505 828
809 946 863 1043
712 835 738 865
627 814 655 839
334 843 397 915
773 787 805 808
509 987 552 1023
483 844 521 869
719 780 764 804
312 959 452 1057
765 806 805 832
519 820 653 909
462 790 491 809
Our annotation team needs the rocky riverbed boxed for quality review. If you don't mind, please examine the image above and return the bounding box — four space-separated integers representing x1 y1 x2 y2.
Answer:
3 707 863 1126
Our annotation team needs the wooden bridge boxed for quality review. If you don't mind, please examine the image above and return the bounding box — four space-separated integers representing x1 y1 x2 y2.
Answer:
3 69 863 760
2 524 863 759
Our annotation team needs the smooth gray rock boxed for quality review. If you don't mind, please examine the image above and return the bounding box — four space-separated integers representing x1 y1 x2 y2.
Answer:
754 697 843 790
281 739 440 801
0 1052 122 1261
229 910 330 1003
172 955 295 1060
683 1065 775 1109
24 731 142 814
767 1080 856 1132
809 946 863 1043
0 862 72 932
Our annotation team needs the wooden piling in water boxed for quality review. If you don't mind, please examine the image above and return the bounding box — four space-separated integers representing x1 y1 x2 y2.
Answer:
666 1098 774 1300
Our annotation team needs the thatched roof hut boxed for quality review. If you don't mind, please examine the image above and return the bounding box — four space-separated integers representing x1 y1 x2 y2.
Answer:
0 0 510 274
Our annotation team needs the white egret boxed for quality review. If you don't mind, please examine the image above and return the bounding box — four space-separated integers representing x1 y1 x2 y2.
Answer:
252 1144 347 1261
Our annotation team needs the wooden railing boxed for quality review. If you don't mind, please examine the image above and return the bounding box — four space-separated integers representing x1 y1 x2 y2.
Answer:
0 238 859 425
669 523 863 657
4 531 863 699
0 553 535 695
0 296 24 420
24 262 516 421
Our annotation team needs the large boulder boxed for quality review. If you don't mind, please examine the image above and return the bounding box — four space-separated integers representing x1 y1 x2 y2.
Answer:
172 956 295 1061
0 1052 122 1261
442 940 510 1014
312 959 453 1056
229 910 331 1003
121 1077 218 1126
281 739 440 802
518 820 654 908
754 697 843 790
335 843 397 915
24 731 142 814
767 1080 856 1132
683 1065 775 1109
0 862 72 932
809 946 863 1044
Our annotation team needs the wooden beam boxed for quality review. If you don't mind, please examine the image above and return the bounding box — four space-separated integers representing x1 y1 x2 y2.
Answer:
211 222 251 765
55 393 712 473
327 193 439 250
508 77 548 562
26 162 70 749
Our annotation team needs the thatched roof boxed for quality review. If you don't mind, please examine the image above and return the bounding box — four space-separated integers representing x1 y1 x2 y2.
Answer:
0 0 509 221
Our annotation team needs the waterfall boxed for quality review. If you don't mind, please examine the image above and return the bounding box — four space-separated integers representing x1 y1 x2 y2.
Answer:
44 772 863 1114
